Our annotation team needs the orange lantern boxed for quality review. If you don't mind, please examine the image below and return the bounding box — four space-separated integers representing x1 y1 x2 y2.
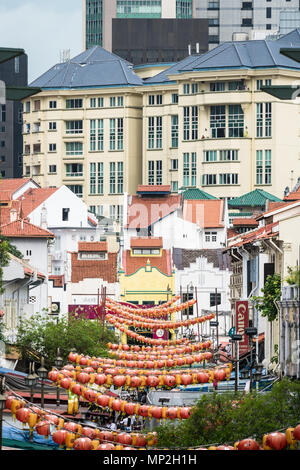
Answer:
263 432 287 450
138 405 150 418
81 427 98 440
113 375 127 388
111 399 123 412
60 377 72 390
116 433 133 446
166 407 178 420
77 372 91 385
214 369 226 382
99 431 114 443
73 437 93 450
97 443 115 450
36 421 50 438
293 424 300 440
146 376 160 388
163 375 176 388
52 429 68 448
94 374 107 386
237 439 260 450
180 374 192 387
179 407 191 420
96 395 110 408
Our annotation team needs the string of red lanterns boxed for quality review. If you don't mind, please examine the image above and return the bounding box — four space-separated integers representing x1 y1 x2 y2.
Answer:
107 341 212 353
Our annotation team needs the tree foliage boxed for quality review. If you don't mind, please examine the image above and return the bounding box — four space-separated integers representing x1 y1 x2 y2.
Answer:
155 378 300 448
252 273 281 322
15 314 118 368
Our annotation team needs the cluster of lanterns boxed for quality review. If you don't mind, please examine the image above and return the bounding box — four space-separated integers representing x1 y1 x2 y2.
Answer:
4 395 157 450
107 341 212 353
106 296 181 319
106 313 214 346
67 350 215 370
49 361 232 391
106 311 213 332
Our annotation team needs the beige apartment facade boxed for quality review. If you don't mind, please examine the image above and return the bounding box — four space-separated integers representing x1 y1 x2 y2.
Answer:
142 67 300 200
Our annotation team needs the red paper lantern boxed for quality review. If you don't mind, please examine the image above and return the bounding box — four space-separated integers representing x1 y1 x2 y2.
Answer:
130 376 142 388
237 439 260 450
77 372 91 385
151 407 163 420
138 405 150 418
99 431 114 443
113 375 127 388
197 372 209 384
97 443 115 450
163 375 176 388
52 429 68 447
265 432 288 450
94 374 107 386
64 422 79 433
214 369 226 382
70 383 82 396
179 407 191 419
180 374 192 386
124 402 136 416
166 407 178 420
81 427 98 440
59 377 72 390
146 376 160 388
111 399 123 412
116 433 133 446
16 407 31 424
96 395 110 408
36 421 50 437
73 437 93 450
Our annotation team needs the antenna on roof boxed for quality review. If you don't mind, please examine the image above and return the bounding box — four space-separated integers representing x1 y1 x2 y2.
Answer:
60 49 70 63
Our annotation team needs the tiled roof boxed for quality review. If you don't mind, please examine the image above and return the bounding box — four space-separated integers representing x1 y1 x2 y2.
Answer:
232 218 258 227
227 228 239 239
122 249 172 276
0 219 55 238
0 178 32 194
137 185 171 194
49 275 65 287
30 46 143 89
228 189 282 208
71 251 117 283
228 222 279 248
130 237 163 248
126 194 181 228
284 186 300 201
182 188 218 200
78 242 107 252
8 253 46 280
173 248 231 271
17 187 59 217
183 199 224 228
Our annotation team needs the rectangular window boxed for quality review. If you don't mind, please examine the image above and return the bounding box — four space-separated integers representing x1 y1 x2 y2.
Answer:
210 82 226 92
90 98 96 108
117 118 124 150
183 83 190 95
202 174 217 185
34 100 41 111
183 106 190 140
49 122 57 131
171 181 178 192
171 115 178 148
148 117 155 149
66 99 83 109
109 205 116 220
33 143 41 154
118 96 124 107
25 101 30 113
117 162 124 193
191 106 198 140
98 97 104 107
219 173 239 185
110 97 116 107
49 165 57 174
110 162 116 193
256 103 263 137
265 150 272 184
191 152 197 187
256 80 263 91
117 205 123 224
110 119 116 150
204 150 217 162
228 81 245 91
98 162 103 194
90 119 96 151
156 116 162 149
210 292 221 306
171 159 178 171
66 142 83 155
219 150 238 161
66 120 83 134
66 163 83 177
148 161 155 185
98 119 104 151
192 83 198 94
149 95 155 105
228 105 244 137
265 102 272 137
256 150 263 184
156 160 162 185
90 162 96 194
67 185 83 198
172 93 179 104
210 105 226 138
183 153 190 187
49 100 57 109
156 95 162 105
49 143 56 152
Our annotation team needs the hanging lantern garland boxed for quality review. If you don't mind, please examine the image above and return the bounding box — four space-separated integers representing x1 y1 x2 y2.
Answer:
4 392 300 450
107 341 212 354
4 393 157 450
106 296 181 319
66 350 215 370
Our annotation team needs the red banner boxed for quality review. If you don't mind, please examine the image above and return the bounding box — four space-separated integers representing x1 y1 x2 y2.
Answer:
235 300 249 355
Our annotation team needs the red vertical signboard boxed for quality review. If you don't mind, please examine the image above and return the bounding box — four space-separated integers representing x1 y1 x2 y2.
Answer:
235 300 249 355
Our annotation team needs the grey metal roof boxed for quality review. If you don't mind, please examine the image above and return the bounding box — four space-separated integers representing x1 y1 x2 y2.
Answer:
146 29 300 85
30 46 143 89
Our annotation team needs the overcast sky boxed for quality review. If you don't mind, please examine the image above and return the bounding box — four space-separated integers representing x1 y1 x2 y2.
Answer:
0 0 83 83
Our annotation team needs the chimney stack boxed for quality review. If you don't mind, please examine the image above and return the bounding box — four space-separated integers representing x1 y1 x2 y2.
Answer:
10 208 17 223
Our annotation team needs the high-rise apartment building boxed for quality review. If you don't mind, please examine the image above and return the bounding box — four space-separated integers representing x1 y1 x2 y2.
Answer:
195 0 300 47
83 0 195 51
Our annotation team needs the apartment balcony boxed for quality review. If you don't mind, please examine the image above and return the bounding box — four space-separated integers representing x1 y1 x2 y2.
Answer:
196 91 252 106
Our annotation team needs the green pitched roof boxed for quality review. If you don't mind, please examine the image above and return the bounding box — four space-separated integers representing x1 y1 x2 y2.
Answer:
228 189 282 208
182 188 218 200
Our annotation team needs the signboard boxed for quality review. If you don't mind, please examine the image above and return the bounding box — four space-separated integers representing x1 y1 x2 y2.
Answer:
235 300 249 355
153 328 168 340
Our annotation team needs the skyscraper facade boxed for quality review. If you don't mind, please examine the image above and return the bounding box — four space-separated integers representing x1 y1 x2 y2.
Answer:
195 0 300 48
83 0 195 50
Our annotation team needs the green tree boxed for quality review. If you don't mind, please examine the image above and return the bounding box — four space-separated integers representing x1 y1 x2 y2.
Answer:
155 379 300 448
15 314 118 368
252 273 281 322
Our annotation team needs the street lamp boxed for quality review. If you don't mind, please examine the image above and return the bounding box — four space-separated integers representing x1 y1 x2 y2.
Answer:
24 362 37 403
54 348 63 407
0 375 6 451
37 357 48 409
245 327 258 392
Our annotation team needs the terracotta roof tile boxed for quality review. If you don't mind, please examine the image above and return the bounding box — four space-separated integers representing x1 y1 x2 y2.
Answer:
137 185 171 193
232 218 258 226
71 251 117 283
126 194 181 228
130 237 163 248
49 275 65 287
0 219 55 238
183 199 224 228
17 187 59 217
78 242 107 252
284 186 300 201
122 249 172 276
